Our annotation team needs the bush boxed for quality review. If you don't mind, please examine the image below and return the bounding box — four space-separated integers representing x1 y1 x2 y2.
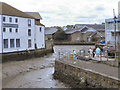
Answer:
53 27 67 41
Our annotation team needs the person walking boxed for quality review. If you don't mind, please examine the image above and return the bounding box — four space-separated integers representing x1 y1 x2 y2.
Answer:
88 47 93 57
92 48 96 58
96 46 101 58
73 50 77 64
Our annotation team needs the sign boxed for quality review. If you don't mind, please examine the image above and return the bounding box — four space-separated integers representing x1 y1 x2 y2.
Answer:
3 23 18 28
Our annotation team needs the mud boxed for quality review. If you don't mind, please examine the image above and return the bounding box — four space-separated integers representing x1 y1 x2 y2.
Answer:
2 54 70 88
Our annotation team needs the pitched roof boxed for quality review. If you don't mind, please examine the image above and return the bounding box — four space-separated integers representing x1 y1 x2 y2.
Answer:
45 27 58 35
35 20 44 26
87 31 105 38
25 12 42 19
65 26 86 34
75 24 105 31
0 2 34 19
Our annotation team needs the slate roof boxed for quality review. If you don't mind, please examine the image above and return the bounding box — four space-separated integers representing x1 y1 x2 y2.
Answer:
65 26 84 34
87 32 105 38
45 27 58 35
75 24 105 31
0 2 35 19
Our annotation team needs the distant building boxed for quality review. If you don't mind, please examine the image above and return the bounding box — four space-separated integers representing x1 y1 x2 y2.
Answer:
0 2 45 53
65 24 105 42
105 1 120 46
105 18 120 45
45 27 58 40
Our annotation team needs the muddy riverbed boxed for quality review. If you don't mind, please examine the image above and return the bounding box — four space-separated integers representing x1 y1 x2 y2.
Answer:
2 54 70 88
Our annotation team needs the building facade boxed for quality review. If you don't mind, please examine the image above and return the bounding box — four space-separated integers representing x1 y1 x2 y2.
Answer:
65 24 105 42
0 2 45 53
105 18 120 45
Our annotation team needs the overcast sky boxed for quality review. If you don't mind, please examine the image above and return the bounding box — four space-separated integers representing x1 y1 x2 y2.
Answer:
0 0 119 27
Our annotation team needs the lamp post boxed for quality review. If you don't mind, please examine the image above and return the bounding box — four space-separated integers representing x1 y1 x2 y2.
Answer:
113 14 117 61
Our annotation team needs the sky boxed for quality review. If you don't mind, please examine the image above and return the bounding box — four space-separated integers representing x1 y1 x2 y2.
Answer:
0 0 119 27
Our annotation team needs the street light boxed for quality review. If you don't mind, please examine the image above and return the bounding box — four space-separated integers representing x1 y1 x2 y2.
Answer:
113 9 117 61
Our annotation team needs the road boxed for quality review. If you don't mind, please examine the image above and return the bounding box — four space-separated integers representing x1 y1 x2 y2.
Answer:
2 54 69 88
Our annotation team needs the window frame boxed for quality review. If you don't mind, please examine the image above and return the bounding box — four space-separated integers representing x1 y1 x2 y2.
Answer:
10 39 14 48
3 39 8 48
16 39 20 47
28 39 32 48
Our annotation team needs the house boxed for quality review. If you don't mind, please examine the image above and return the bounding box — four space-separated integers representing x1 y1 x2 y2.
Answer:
26 12 45 49
105 18 120 45
0 2 45 53
45 27 58 40
105 1 120 46
65 24 105 42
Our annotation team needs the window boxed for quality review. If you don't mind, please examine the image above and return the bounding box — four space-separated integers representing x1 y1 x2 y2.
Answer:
9 17 12 22
4 39 8 48
40 27 42 32
28 39 31 48
3 28 6 32
28 29 31 36
15 18 18 23
10 39 14 48
16 39 20 47
28 19 31 26
9 28 12 32
3 17 6 22
16 29 18 33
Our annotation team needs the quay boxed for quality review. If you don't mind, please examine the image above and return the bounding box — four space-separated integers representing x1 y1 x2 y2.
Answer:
54 56 119 88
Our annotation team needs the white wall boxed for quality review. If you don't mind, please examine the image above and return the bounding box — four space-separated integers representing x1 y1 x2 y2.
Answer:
0 15 2 53
35 25 45 49
1 15 35 53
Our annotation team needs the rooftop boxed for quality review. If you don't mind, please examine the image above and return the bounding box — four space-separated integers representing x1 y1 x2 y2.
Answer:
75 24 105 31
45 27 58 35
0 2 34 19
25 12 42 20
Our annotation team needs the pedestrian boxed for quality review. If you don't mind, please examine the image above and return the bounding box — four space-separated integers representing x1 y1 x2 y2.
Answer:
96 46 101 58
73 50 77 64
92 48 96 58
88 47 93 57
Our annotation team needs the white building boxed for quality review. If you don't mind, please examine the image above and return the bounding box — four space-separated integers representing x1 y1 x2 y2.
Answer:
0 2 45 53
105 18 120 45
105 2 120 46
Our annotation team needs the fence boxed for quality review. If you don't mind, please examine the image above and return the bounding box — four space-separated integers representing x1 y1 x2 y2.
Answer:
56 48 119 62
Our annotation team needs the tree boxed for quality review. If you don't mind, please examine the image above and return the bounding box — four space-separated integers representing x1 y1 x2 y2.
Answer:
53 27 67 41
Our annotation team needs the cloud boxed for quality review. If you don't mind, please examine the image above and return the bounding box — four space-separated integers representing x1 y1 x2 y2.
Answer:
0 0 120 26
95 6 105 11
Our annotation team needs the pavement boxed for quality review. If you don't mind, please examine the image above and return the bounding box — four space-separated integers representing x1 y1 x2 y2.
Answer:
59 56 119 80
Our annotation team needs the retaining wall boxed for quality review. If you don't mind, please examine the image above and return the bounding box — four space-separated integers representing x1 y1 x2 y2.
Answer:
2 49 53 63
54 60 119 88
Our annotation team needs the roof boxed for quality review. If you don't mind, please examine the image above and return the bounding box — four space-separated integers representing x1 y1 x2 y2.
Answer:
25 12 42 19
65 26 87 34
45 27 58 35
87 31 105 38
35 20 44 26
0 2 35 19
75 24 105 31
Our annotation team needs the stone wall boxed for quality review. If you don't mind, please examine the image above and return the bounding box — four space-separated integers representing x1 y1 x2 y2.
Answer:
45 40 53 49
2 49 53 63
54 60 119 88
